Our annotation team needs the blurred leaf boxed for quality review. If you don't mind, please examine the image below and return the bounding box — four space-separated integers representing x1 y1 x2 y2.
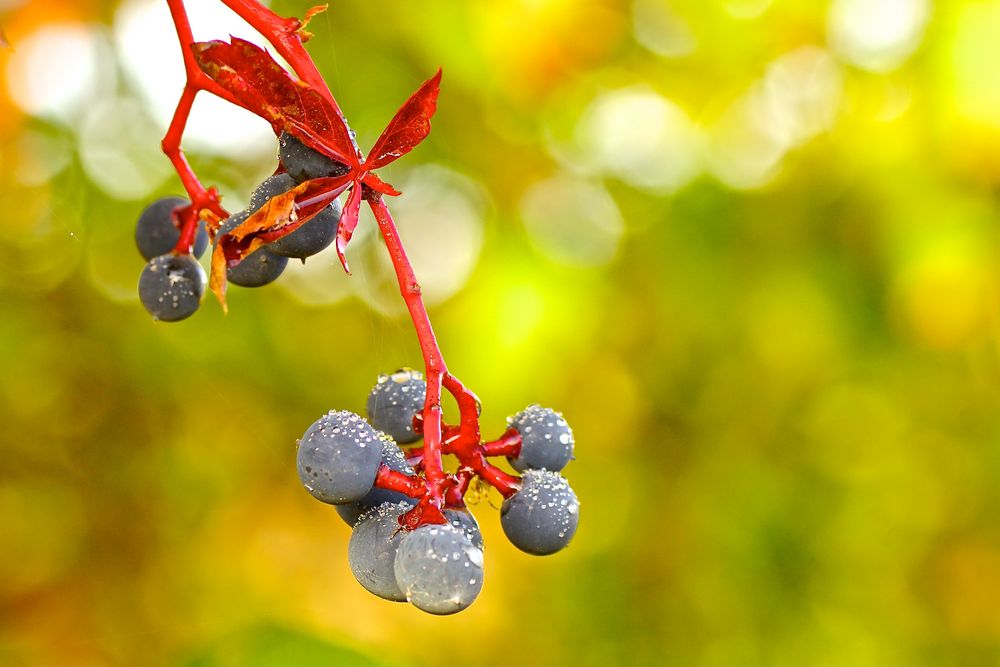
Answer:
180 623 392 667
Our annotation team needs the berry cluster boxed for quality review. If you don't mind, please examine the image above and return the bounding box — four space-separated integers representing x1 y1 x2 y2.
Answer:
137 0 581 613
135 132 346 321
134 197 208 322
298 369 579 614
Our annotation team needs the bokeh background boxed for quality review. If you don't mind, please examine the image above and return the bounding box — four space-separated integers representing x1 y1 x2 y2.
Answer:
2 0 1000 664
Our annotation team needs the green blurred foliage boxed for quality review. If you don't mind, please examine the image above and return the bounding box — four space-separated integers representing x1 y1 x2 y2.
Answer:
2 0 1000 665
182 624 396 667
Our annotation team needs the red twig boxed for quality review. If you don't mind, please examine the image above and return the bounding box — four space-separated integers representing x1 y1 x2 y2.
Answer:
482 428 522 458
367 194 448 495
442 373 482 444
373 464 425 498
475 463 520 498
163 0 239 251
445 468 475 507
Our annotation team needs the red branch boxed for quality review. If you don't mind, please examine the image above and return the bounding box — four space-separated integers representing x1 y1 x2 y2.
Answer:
373 464 425 498
446 468 476 506
367 194 449 491
482 428 523 458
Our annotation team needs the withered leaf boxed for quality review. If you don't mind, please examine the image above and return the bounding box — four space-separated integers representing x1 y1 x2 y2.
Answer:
209 174 353 308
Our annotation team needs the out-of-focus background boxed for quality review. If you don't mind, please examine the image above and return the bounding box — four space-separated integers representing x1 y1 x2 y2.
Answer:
2 0 1000 664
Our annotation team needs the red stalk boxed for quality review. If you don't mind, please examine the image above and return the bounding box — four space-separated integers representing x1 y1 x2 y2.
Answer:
368 194 448 494
482 429 522 458
444 468 475 507
373 464 425 498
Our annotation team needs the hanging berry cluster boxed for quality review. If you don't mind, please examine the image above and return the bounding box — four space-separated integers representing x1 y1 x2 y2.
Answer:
134 0 579 614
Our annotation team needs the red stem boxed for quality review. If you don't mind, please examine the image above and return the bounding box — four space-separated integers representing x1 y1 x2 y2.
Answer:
482 428 522 458
443 373 483 448
368 194 448 496
476 463 520 498
373 464 425 498
163 0 238 252
410 429 522 459
445 467 475 506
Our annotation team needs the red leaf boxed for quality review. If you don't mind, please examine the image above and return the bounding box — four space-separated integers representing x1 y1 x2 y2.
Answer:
335 184 364 275
361 171 401 197
193 38 358 168
210 175 353 307
366 69 442 170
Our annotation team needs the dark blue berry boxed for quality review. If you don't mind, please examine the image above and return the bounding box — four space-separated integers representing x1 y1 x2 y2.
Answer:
137 253 205 322
248 173 342 260
297 410 383 505
394 523 484 614
269 203 340 260
366 369 427 445
216 211 288 287
135 196 208 260
508 405 574 473
248 173 296 213
444 508 484 551
336 434 416 527
278 131 350 183
500 469 579 555
348 501 412 602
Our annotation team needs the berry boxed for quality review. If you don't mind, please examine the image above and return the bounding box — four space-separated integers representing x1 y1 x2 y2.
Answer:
229 247 287 287
336 434 416 527
248 173 296 213
269 203 340 259
348 501 412 602
444 508 484 551
278 131 350 183
137 253 205 322
297 410 384 505
500 469 579 555
508 405 574 473
394 523 484 615
135 196 209 260
247 173 342 259
216 211 288 287
366 369 427 444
